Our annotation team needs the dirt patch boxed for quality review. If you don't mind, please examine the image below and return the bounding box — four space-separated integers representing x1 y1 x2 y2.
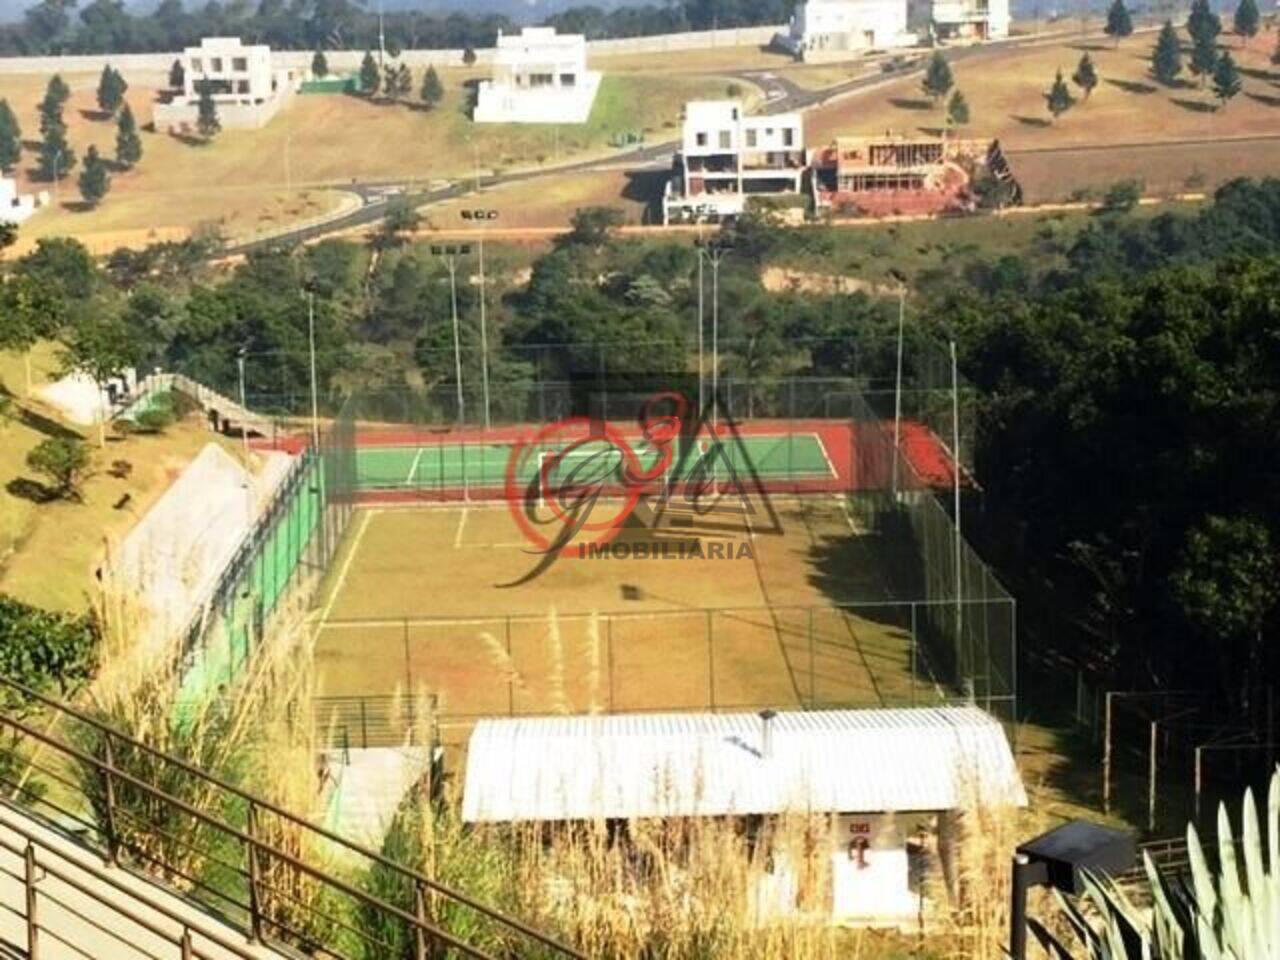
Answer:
761 266 901 297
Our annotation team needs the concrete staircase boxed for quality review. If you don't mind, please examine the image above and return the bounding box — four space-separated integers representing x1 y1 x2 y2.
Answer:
132 372 277 439
0 803 290 960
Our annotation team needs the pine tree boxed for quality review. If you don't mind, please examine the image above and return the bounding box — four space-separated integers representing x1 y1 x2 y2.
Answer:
1233 0 1259 44
1213 49 1242 106
462 47 477 66
78 145 109 206
115 103 142 168
1187 0 1221 45
96 64 127 116
420 65 444 109
946 89 969 127
169 58 185 90
311 50 329 78
1104 0 1134 45
1190 33 1218 85
382 63 398 101
1272 30 1280 65
922 51 954 103
39 74 70 136
1152 21 1184 85
196 81 220 140
1045 68 1075 121
359 51 380 96
395 63 412 98
0 99 21 172
1073 52 1099 99
37 123 74 182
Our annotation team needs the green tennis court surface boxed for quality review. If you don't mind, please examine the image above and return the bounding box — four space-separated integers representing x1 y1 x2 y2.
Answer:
354 433 834 491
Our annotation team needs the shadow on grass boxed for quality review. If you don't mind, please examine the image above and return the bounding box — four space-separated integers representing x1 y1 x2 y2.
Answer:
1106 77 1158 94
1172 97 1217 113
622 169 667 223
1011 114 1052 127
1239 65 1280 82
5 477 54 504
1069 41 1110 51
1245 90 1280 107
78 109 112 122
890 97 933 110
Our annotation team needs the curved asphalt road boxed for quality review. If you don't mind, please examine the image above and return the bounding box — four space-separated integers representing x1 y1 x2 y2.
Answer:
223 25 1149 256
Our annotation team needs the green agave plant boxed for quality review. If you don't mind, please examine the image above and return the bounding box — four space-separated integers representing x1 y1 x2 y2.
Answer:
1029 769 1280 960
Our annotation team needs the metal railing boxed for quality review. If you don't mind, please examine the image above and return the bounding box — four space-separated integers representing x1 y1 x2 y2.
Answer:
0 806 263 960
0 678 585 960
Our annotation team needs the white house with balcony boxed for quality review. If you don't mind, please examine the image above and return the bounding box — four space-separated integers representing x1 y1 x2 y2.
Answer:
0 175 42 226
473 27 602 124
912 0 1009 40
663 100 806 224
777 0 918 60
152 37 298 132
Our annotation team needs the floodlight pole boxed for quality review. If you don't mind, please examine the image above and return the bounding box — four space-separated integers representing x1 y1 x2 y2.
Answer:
950 340 966 698
696 227 705 418
443 254 466 426
236 350 249 463
892 286 905 498
307 290 320 453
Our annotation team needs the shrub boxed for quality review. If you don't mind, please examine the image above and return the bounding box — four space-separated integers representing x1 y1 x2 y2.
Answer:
26 437 91 501
134 406 174 433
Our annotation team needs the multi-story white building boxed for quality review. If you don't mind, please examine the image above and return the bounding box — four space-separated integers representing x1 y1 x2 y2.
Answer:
911 0 1009 40
152 37 298 132
663 101 806 224
778 0 918 60
473 27 602 124
0 175 41 226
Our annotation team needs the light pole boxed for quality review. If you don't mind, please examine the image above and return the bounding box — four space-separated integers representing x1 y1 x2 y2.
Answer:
891 277 907 498
236 348 249 461
696 226 704 417
431 244 470 426
695 237 732 433
305 286 320 453
461 209 499 431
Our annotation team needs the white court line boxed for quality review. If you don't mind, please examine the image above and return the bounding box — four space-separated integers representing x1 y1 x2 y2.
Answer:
406 446 425 486
317 508 376 628
806 430 838 479
454 507 469 548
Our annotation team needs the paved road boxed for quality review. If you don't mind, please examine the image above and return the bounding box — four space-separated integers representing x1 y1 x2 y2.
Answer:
222 26 1147 256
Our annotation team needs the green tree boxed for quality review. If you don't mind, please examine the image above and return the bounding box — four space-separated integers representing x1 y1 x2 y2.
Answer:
0 222 16 250
77 145 109 206
921 50 953 103
1045 68 1075 121
1187 0 1221 44
1072 52 1098 99
359 50 379 95
40 74 70 128
1104 0 1133 45
1151 20 1184 85
1190 32 1218 85
60 311 143 445
196 79 220 139
381 63 397 101
1212 49 1242 106
168 58 184 90
566 206 624 247
115 102 141 168
311 49 328 77
0 596 97 697
26 437 91 499
372 198 421 249
1272 29 1280 64
1233 0 1259 43
946 88 970 127
462 46 477 66
37 122 74 182
419 64 443 108
95 63 126 115
395 62 412 98
0 99 21 172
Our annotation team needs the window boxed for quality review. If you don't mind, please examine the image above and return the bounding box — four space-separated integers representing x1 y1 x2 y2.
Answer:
695 132 708 147
211 57 223 71
237 80 250 93
718 130 731 149
783 128 794 147
232 57 247 71
746 129 757 147
191 58 202 71
560 73 576 87
731 108 739 120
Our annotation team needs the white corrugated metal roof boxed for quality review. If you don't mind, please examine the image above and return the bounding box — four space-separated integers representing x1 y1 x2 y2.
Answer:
462 706 1026 823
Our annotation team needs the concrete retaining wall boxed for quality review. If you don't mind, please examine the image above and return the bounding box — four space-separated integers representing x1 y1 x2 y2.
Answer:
0 24 785 75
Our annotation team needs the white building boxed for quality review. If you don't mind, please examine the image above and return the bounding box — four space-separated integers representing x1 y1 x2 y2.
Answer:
473 27 602 124
463 706 1026 926
913 0 1009 40
663 100 806 224
152 37 298 132
778 0 918 60
0 176 42 225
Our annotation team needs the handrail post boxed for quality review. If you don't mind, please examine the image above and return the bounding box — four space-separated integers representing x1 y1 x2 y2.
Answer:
246 801 265 944
24 842 38 960
101 732 121 866
414 881 429 960
181 927 194 960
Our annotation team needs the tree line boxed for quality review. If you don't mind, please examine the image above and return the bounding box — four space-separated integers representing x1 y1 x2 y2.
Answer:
0 0 797 57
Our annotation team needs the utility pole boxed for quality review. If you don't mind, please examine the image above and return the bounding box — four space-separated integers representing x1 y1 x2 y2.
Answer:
461 209 498 431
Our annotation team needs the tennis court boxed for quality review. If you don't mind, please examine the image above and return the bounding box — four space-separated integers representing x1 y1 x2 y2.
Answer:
353 431 837 494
